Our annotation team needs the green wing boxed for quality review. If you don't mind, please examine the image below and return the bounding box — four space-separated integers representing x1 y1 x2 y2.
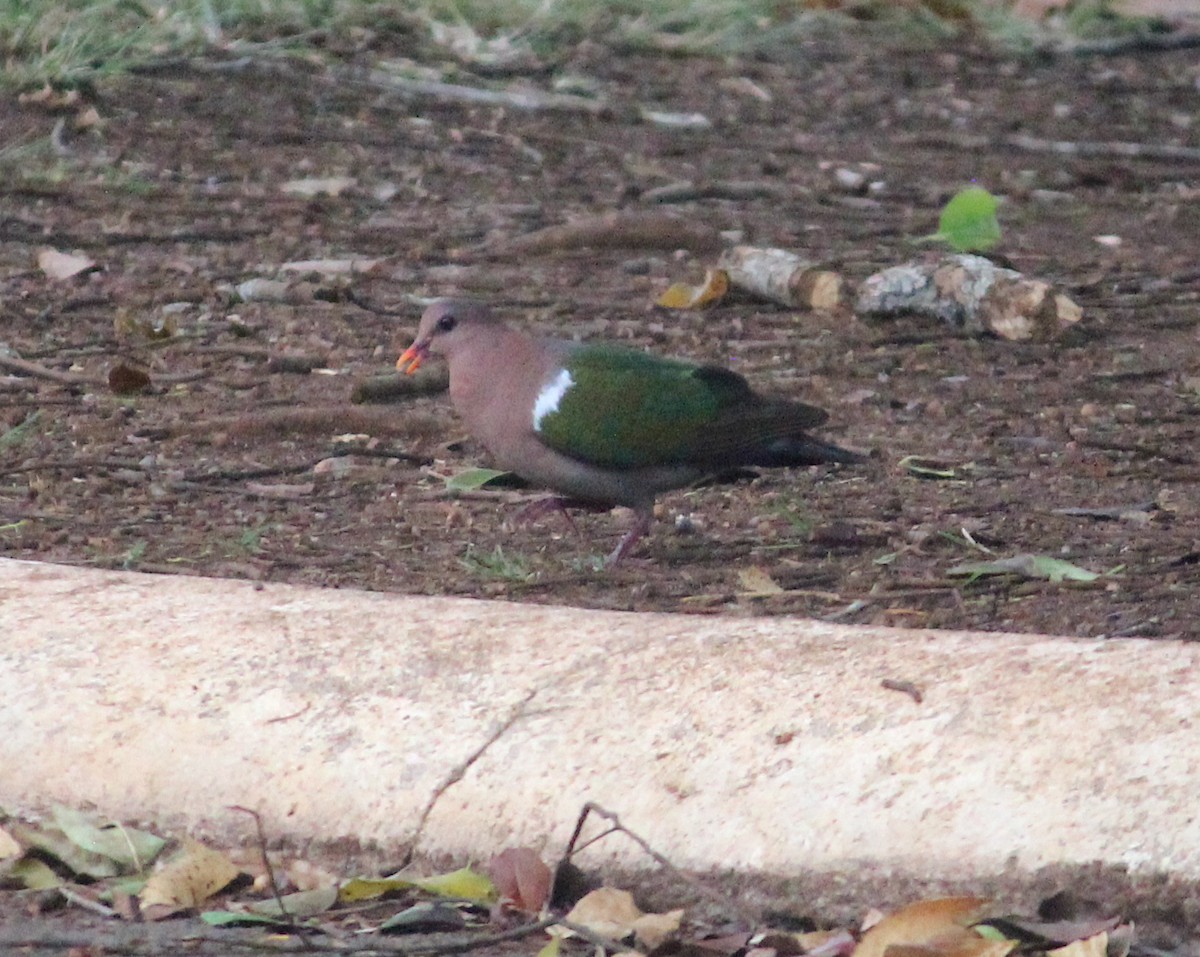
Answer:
533 345 827 469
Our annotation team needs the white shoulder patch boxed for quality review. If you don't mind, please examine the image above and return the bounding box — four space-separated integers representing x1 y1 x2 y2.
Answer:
532 368 574 432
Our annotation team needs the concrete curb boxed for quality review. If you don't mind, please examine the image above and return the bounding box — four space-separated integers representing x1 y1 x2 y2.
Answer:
2 558 1197 901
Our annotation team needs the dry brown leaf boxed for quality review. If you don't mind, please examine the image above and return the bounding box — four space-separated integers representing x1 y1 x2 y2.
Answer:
108 363 152 396
38 248 96 280
853 897 993 957
488 847 552 913
737 566 784 595
140 839 239 908
633 908 685 949
564 886 643 939
1047 932 1109 957
887 938 1015 957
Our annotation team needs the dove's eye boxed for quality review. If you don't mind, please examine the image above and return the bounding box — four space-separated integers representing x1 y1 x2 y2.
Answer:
436 314 457 333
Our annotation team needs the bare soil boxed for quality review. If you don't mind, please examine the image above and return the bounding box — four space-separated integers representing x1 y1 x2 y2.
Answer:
1 32 1198 639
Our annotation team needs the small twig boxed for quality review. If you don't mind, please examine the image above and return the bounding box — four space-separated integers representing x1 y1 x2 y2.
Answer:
881 679 924 704
1006 132 1200 164
554 917 641 954
365 71 612 116
351 370 448 404
59 885 117 918
0 353 96 385
640 180 787 204
397 690 538 869
229 805 294 933
1058 30 1200 57
343 287 414 317
0 456 146 478
561 802 757 927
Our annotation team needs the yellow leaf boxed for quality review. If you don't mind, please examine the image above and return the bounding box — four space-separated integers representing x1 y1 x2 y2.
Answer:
140 839 239 908
537 936 562 957
656 268 729 309
853 897 993 957
412 866 495 903
10 858 62 890
338 875 415 902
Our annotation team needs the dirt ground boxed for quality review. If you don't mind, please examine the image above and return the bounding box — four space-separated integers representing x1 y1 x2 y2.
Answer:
1 29 1198 640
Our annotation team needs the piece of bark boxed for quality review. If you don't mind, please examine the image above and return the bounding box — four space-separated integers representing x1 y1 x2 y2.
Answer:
351 368 449 404
855 254 1083 341
718 245 843 310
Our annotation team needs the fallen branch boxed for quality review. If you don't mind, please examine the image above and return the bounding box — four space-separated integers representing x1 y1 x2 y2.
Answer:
856 254 1083 341
0 353 96 386
1006 132 1200 164
719 245 843 310
351 369 449 404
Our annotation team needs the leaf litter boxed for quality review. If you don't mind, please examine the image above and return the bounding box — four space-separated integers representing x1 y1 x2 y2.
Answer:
0 804 1159 957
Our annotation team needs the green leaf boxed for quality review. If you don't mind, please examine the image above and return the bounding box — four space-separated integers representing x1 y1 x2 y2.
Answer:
379 901 467 933
444 468 513 492
948 554 1099 583
200 910 289 927
0 411 41 451
248 885 339 918
52 805 166 871
932 186 1001 252
7 821 119 880
898 455 961 480
412 866 496 903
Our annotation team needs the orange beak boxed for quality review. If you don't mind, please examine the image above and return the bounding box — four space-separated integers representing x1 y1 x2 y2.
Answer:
397 341 428 374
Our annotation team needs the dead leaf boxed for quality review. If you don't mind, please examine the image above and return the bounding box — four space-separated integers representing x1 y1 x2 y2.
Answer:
634 908 685 949
656 268 729 309
108 363 152 395
249 884 339 919
565 887 643 940
140 839 239 909
75 106 102 129
488 847 552 913
38 248 96 280
737 566 784 595
280 176 356 198
18 85 81 110
886 938 1015 957
853 897 994 957
1047 933 1109 957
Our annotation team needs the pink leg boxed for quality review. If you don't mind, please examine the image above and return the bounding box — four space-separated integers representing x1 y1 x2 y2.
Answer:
513 496 608 537
606 506 654 566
